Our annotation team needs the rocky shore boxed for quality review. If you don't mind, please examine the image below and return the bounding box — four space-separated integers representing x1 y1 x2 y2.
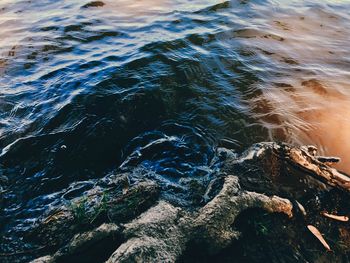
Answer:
4 142 350 262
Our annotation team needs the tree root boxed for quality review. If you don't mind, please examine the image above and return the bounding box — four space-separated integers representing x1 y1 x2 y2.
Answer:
32 174 293 262
29 142 350 262
283 144 350 191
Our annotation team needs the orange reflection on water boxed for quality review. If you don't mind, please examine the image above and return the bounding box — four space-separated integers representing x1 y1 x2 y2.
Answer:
295 80 350 174
260 79 350 174
244 5 350 174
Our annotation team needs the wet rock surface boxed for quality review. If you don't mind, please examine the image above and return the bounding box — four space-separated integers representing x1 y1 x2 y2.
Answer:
3 142 350 262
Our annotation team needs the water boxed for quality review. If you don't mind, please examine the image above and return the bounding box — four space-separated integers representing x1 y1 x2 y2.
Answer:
1 0 350 259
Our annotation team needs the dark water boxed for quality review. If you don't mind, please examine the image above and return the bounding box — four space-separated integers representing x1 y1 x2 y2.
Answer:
1 0 350 258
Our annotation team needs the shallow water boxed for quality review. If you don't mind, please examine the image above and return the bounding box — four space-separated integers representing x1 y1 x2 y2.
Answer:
1 0 350 258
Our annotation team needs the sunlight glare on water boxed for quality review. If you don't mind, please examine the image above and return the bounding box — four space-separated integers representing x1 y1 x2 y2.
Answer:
241 3 350 172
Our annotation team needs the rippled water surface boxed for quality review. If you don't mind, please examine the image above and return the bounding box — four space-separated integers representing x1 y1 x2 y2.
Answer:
1 0 350 258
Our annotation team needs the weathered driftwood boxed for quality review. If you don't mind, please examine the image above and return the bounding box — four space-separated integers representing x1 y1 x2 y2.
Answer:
283 144 350 191
29 142 350 263
221 142 350 194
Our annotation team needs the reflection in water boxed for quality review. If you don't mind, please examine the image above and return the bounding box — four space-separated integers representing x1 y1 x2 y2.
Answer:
258 80 350 173
240 4 350 173
297 82 350 173
98 0 172 15
93 0 221 15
